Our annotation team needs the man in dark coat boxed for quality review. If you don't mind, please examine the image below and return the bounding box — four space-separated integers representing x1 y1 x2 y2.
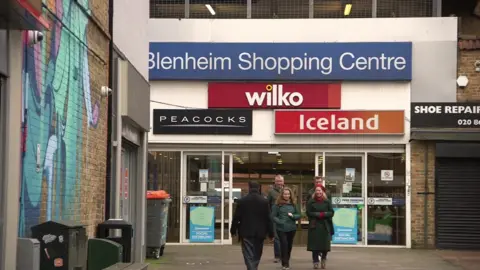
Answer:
231 181 274 270
306 176 325 200
266 174 284 263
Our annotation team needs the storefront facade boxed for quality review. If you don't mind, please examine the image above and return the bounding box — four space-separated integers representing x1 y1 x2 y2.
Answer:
410 103 480 249
147 17 457 248
0 0 49 268
109 51 150 261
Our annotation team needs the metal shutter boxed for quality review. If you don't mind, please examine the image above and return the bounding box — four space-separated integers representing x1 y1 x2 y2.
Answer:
436 158 480 249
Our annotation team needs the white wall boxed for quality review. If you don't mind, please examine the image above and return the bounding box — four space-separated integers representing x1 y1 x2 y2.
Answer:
149 82 410 145
114 0 149 79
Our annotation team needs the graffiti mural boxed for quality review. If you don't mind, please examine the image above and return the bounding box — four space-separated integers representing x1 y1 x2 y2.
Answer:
20 0 102 236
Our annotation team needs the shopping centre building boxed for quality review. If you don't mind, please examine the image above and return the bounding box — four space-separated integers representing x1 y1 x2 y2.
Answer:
147 17 458 248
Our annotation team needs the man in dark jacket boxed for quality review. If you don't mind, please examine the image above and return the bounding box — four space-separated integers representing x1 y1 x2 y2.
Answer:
231 181 274 270
266 174 284 262
306 176 325 200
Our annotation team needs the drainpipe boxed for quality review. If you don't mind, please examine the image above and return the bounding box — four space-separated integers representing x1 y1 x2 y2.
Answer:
423 143 429 248
105 0 114 220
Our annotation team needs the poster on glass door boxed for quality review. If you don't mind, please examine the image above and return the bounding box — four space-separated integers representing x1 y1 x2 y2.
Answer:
199 169 209 183
345 168 355 182
189 206 215 243
332 208 358 244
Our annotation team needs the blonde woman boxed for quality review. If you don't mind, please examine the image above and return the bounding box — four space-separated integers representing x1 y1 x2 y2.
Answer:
306 184 334 269
271 187 301 270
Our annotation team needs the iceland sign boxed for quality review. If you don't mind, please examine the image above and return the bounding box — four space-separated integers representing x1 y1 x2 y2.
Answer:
149 42 412 81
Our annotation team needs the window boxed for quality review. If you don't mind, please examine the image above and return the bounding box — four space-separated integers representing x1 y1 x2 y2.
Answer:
367 153 406 245
150 0 435 19
148 151 181 242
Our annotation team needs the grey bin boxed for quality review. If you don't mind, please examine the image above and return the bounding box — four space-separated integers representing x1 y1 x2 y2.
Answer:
146 198 171 259
17 238 40 270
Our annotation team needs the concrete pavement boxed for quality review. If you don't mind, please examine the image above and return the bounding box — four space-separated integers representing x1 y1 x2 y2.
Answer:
145 245 479 270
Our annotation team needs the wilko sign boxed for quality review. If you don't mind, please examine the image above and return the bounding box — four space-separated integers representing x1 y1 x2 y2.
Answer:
208 83 341 109
248 84 303 107
275 110 404 134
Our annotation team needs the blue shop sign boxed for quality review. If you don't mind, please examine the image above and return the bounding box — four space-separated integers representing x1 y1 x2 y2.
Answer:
149 42 412 81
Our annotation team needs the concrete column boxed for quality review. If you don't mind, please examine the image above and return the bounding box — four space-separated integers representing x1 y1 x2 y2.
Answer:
134 131 147 262
0 29 22 270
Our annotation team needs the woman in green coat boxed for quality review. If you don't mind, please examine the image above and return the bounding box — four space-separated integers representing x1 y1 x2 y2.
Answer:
271 187 301 270
307 184 334 269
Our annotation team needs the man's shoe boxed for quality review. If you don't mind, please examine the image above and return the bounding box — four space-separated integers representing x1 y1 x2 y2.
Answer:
313 263 319 269
321 259 326 269
274 258 280 263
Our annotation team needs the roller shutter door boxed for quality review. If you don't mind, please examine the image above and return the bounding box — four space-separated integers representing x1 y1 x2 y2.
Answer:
436 158 480 249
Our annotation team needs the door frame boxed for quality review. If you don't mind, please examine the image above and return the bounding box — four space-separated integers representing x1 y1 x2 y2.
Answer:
180 151 233 244
317 152 368 246
314 152 325 182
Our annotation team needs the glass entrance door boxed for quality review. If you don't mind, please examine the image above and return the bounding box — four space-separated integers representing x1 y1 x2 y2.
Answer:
181 153 233 244
366 153 406 246
324 154 366 245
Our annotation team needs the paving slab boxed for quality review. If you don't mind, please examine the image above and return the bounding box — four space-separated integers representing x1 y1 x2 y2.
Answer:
145 245 473 270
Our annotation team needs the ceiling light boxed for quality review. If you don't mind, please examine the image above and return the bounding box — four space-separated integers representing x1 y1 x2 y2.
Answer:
205 4 216 16
268 151 279 155
344 4 352 16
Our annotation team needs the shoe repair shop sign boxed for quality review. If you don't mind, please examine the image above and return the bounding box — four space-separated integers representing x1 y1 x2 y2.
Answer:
411 103 480 128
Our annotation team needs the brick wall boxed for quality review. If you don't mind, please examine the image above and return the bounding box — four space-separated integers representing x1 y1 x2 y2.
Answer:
410 13 480 248
457 2 480 101
457 48 480 101
410 141 436 248
19 0 110 237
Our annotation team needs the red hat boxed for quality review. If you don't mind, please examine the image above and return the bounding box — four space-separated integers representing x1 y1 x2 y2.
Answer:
315 184 326 192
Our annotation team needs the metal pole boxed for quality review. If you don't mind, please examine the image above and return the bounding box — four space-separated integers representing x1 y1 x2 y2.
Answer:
423 143 429 248
221 152 225 243
247 0 252 18
372 0 377 18
309 0 314 18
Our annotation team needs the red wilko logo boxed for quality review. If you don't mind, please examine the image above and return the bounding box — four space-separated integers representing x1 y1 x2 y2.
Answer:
246 84 303 107
207 82 341 109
